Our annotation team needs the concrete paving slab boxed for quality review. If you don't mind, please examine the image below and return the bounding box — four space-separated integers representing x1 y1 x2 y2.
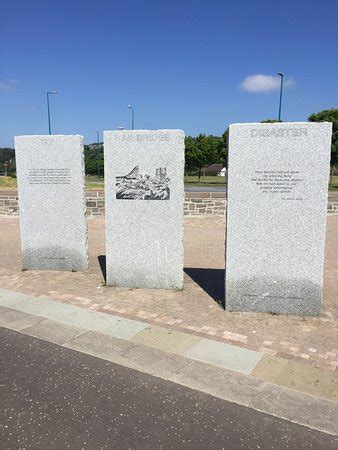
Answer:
186 338 262 375
5 293 148 340
122 344 194 378
175 360 263 406
0 305 11 313
131 325 201 355
0 306 45 330
252 355 338 402
23 319 87 345
64 330 136 366
0 288 40 307
251 382 338 436
275 361 338 402
3 292 73 317
251 354 291 382
47 307 148 340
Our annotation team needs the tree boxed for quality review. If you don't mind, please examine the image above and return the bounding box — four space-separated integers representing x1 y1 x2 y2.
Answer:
308 108 338 183
184 136 197 176
0 148 15 175
184 131 228 179
219 129 228 167
186 134 221 181
260 119 281 123
84 143 104 176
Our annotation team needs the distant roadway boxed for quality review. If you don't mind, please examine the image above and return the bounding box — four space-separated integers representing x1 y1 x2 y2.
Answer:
184 185 225 192
184 186 338 200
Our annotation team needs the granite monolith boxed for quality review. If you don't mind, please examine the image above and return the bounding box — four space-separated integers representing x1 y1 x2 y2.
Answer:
104 130 184 289
15 135 88 271
225 122 332 316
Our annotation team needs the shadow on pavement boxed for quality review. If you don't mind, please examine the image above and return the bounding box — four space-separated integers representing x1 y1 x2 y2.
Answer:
184 267 225 308
98 255 106 283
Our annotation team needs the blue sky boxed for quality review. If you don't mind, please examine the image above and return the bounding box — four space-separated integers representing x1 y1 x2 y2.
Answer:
1 0 338 146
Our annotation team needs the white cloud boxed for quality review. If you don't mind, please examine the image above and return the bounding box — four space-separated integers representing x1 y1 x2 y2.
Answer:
239 74 294 93
0 81 10 92
0 79 19 92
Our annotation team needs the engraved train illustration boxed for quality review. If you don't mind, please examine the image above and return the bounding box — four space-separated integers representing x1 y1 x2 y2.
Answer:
116 165 170 200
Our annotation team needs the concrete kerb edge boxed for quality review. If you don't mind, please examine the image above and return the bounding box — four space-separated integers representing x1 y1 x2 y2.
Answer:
0 298 337 435
2 322 337 436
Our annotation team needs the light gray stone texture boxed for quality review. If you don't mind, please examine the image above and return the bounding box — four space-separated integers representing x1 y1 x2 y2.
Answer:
0 306 45 330
225 122 332 316
175 360 262 406
251 382 338 436
186 338 262 375
23 319 86 345
104 130 185 289
14 135 88 271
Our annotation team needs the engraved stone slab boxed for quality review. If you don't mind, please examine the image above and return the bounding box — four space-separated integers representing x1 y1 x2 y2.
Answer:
225 122 332 316
104 130 184 289
15 135 88 271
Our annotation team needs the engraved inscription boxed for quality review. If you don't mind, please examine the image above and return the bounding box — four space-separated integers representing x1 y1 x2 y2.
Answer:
250 128 307 138
28 168 71 185
112 134 170 142
39 256 66 260
251 170 304 200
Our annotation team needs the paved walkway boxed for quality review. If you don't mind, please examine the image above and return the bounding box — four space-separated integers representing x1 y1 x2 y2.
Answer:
0 216 337 372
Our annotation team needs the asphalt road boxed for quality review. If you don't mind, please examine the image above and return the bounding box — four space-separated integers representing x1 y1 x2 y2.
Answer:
184 187 338 200
184 185 226 192
0 327 336 449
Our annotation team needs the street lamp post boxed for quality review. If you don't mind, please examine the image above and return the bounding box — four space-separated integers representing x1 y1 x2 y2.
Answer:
128 104 135 130
97 131 100 177
47 91 58 134
277 73 284 122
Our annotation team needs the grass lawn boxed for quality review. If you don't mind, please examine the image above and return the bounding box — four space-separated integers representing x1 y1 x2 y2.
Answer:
1 174 337 190
0 176 17 189
329 175 338 189
85 175 104 189
0 176 106 190
185 175 226 185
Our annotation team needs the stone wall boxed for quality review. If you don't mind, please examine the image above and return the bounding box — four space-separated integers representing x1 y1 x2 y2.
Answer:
0 190 18 215
183 192 226 216
85 190 105 217
0 189 337 217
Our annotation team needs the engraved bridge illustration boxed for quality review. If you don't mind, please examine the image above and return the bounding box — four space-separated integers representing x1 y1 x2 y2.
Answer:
116 165 170 200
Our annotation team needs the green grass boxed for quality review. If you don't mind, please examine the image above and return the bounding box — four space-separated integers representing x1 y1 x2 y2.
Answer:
1 174 337 190
184 175 226 185
0 176 17 189
0 176 106 190
87 182 104 189
329 175 338 189
86 175 104 190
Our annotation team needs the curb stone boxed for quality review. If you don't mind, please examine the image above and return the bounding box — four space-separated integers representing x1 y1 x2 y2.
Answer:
0 289 337 436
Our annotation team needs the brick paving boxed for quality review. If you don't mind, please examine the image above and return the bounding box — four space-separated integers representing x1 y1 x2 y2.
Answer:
0 215 337 371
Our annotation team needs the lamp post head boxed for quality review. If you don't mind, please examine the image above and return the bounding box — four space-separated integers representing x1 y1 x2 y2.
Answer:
278 72 284 77
128 104 133 109
48 90 58 95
